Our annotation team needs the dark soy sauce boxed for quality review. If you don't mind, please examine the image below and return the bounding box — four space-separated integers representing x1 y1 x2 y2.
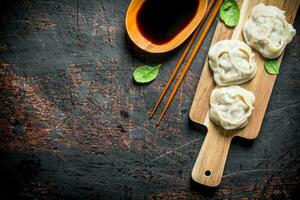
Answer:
137 0 199 45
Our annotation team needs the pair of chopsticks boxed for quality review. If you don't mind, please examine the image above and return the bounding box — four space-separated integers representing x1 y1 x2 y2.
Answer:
149 0 223 126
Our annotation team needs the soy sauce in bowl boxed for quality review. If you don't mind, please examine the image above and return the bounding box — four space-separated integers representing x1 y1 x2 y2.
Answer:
137 0 199 45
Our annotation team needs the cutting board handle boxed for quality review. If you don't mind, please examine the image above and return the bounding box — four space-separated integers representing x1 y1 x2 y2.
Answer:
191 125 233 187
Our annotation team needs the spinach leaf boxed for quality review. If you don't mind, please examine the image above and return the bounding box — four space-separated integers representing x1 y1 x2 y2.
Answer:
264 60 280 75
220 0 240 27
133 64 161 84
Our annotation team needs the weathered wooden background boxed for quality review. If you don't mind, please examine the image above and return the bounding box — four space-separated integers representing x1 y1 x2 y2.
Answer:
0 0 299 199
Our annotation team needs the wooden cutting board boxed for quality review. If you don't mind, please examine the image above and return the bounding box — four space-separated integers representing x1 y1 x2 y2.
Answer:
189 0 299 187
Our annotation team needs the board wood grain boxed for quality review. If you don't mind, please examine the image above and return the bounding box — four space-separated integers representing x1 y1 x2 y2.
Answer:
190 0 300 187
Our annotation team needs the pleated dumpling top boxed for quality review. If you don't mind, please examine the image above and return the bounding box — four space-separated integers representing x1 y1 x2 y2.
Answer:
243 3 296 59
208 40 257 86
209 86 255 130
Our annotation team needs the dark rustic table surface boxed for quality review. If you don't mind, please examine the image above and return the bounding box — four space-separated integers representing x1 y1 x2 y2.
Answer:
0 0 299 199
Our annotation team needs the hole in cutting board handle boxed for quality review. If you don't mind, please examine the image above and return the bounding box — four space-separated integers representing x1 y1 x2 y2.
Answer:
205 170 211 176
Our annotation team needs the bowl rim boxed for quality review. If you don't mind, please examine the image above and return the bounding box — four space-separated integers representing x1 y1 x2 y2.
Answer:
125 0 208 53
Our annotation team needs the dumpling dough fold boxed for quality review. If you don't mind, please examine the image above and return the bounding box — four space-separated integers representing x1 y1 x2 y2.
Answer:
243 3 296 59
209 86 255 130
208 40 257 86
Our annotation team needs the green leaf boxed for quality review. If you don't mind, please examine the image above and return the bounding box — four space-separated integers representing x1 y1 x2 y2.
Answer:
264 60 280 75
220 0 240 27
133 64 161 84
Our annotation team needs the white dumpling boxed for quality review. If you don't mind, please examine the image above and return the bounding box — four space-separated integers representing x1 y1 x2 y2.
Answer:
243 3 296 59
209 86 255 130
208 40 257 86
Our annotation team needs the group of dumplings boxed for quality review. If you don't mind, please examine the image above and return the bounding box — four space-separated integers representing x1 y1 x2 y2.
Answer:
208 3 296 130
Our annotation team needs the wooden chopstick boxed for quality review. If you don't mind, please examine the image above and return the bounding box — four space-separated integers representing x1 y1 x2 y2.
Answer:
148 0 216 119
156 0 223 126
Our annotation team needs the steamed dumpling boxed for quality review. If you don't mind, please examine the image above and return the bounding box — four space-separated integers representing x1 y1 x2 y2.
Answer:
208 40 257 86
243 3 296 59
209 86 255 130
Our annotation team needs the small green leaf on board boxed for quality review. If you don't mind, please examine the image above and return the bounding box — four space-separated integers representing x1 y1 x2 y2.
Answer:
220 0 240 27
264 59 280 75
